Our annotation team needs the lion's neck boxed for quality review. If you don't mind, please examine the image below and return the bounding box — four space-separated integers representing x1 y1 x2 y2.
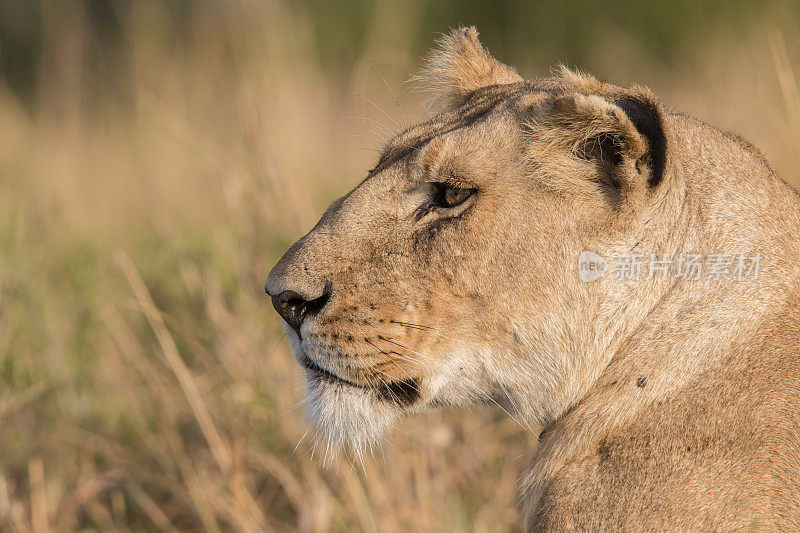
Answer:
589 113 800 412
513 112 800 435
496 112 800 453
516 115 800 515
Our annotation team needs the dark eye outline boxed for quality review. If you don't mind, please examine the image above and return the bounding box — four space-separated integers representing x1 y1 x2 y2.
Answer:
430 182 477 209
414 182 478 222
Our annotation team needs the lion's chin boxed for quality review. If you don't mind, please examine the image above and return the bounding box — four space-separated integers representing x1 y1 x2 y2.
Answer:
284 324 399 455
303 373 400 457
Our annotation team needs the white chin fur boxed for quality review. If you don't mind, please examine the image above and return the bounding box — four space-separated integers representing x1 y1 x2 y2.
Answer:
304 376 399 457
284 322 398 458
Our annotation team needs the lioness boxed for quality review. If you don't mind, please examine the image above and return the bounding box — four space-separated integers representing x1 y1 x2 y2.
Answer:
266 27 800 530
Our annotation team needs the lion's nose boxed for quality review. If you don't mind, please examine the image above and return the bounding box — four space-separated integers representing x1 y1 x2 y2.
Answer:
270 288 330 334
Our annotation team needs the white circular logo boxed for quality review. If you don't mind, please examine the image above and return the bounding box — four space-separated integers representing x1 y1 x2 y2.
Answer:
578 250 609 282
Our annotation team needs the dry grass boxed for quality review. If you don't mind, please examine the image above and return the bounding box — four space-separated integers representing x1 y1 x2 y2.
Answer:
0 1 798 531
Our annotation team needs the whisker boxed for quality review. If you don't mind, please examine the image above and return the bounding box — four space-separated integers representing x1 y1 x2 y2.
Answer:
369 370 402 404
292 423 312 457
497 380 534 432
373 366 422 395
389 320 433 331
270 331 288 352
376 336 437 364
384 358 419 387
341 115 394 135
365 338 431 371
285 396 309 416
370 59 407 123
484 391 530 432
420 99 434 120
356 93 401 129
389 320 465 345
384 350 430 371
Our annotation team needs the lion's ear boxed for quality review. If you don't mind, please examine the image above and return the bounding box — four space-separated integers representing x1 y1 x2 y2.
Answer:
417 26 522 107
527 90 667 203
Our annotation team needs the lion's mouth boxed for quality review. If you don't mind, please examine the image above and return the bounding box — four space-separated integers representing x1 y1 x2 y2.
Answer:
302 358 366 389
302 357 422 406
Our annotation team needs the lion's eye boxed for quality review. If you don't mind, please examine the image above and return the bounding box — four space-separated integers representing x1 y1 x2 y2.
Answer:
432 183 476 209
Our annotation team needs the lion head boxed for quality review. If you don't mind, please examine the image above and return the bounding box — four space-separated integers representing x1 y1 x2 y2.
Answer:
266 27 677 454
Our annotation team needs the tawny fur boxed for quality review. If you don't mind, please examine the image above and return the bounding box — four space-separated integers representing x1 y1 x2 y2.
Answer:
415 27 522 108
267 27 800 531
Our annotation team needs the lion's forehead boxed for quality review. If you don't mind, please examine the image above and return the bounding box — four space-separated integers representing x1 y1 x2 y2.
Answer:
368 78 603 183
369 82 554 178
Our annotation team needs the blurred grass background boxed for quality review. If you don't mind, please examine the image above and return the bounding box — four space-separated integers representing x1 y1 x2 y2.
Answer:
0 1 798 531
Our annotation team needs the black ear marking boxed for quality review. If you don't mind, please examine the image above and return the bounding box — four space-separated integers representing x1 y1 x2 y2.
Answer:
615 95 667 187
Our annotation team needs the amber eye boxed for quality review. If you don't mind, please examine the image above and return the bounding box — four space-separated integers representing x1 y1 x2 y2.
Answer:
432 183 476 208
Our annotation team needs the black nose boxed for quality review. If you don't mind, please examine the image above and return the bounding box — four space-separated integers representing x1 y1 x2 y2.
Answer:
271 289 330 334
